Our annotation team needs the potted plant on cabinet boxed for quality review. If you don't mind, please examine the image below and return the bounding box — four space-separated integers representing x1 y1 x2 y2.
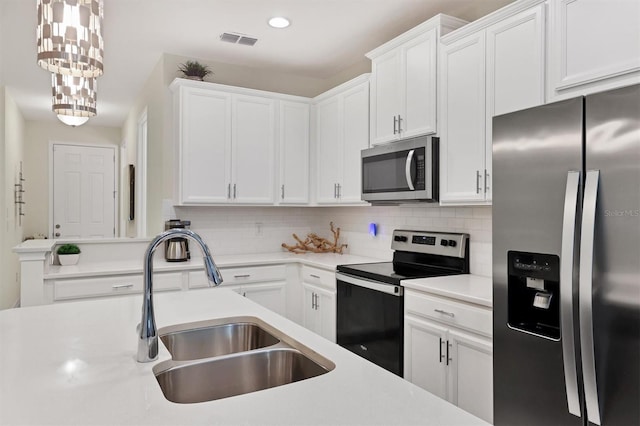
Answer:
57 243 81 266
178 60 213 81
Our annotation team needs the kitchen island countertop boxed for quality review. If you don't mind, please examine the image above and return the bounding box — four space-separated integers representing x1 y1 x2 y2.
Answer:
0 289 488 425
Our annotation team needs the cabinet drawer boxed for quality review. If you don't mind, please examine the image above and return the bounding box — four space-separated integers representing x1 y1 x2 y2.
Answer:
189 265 286 289
405 290 492 337
53 272 182 301
301 266 335 290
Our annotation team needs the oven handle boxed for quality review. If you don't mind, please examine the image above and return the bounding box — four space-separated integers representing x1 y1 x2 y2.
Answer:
336 273 403 297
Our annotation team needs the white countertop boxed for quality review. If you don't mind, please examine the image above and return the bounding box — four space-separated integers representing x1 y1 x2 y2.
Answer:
402 274 493 308
0 290 488 426
44 252 385 279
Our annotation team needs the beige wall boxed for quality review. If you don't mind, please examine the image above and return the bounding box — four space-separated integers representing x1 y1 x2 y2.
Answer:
23 121 121 239
1 89 25 309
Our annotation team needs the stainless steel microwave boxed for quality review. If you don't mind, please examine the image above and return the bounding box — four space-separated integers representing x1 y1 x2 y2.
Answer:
361 136 438 204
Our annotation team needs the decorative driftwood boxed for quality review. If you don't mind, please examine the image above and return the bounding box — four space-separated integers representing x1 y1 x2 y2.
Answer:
281 222 348 254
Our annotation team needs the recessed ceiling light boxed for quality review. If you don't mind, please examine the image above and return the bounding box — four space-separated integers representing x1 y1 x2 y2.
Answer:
268 17 290 29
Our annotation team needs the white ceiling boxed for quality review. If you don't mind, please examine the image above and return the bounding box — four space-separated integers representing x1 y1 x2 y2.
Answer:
0 0 513 128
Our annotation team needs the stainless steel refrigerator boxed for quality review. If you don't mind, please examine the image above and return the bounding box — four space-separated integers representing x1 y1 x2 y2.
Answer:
492 83 639 426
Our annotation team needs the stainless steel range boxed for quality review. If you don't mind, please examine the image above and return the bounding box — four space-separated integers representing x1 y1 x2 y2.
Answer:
336 230 470 376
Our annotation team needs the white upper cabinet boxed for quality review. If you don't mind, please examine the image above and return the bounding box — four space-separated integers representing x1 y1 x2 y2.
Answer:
313 74 370 205
170 79 311 206
367 15 467 146
232 95 276 204
548 0 640 100
439 0 546 205
175 86 232 204
440 31 487 204
278 101 310 204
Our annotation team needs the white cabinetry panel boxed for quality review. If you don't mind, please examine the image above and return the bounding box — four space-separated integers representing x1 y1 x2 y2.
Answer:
278 101 310 204
549 0 640 99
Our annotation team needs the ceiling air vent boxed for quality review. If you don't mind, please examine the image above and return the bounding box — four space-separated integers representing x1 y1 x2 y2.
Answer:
220 32 258 47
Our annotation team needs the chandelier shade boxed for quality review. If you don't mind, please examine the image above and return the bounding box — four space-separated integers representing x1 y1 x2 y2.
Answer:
37 0 104 78
52 73 97 126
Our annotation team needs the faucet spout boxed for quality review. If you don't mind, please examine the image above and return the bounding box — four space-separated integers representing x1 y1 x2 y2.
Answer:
137 229 222 363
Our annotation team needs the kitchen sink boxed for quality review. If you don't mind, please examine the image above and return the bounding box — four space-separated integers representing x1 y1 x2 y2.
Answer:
154 348 331 403
154 316 335 403
158 317 280 360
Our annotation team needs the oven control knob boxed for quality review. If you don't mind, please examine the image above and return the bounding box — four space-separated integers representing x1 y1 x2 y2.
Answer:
394 236 408 242
448 240 457 247
440 239 448 247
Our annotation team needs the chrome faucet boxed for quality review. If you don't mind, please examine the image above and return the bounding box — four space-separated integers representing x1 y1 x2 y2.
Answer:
137 228 223 363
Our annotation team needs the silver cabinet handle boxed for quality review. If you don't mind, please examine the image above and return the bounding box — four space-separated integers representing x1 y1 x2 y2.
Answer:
310 274 321 279
397 115 403 133
311 292 316 310
281 184 285 200
484 169 490 193
447 341 452 366
560 171 581 418
580 170 601 425
434 309 455 317
337 184 341 199
315 293 319 310
393 115 398 135
233 184 237 199
227 183 231 199
112 283 134 290
234 274 251 279
439 337 444 363
405 149 415 191
476 170 482 194
334 183 337 199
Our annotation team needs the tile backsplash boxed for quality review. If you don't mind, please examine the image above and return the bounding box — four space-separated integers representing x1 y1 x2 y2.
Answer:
169 201 492 277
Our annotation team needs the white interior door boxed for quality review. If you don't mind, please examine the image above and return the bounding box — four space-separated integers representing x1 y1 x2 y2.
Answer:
52 144 116 239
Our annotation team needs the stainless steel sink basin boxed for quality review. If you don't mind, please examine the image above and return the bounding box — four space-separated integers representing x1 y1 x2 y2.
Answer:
153 348 331 403
154 316 335 403
159 318 279 360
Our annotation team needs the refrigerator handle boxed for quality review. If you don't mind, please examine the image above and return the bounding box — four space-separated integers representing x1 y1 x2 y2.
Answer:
580 170 602 425
560 171 582 418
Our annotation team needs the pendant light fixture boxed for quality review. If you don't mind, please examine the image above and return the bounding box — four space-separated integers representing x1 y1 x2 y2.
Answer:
52 73 96 126
36 0 104 78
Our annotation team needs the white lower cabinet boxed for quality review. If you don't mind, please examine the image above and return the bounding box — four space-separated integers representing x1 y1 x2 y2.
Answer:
404 289 493 423
50 271 183 302
188 265 287 317
300 266 336 342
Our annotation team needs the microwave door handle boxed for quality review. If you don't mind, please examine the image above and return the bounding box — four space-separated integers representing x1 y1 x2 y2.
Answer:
405 149 415 191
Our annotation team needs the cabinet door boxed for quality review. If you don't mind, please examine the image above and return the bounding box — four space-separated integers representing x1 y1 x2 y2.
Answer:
340 81 369 204
404 315 448 400
440 32 487 203
302 283 321 335
242 281 287 318
232 94 276 204
180 88 232 204
278 101 310 204
302 282 336 342
370 49 402 145
402 28 437 138
447 328 493 424
315 285 336 342
549 0 640 99
315 96 343 203
485 4 545 202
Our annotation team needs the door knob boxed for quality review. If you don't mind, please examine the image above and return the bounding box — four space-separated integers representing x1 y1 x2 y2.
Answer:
55 232 61 237
55 224 61 229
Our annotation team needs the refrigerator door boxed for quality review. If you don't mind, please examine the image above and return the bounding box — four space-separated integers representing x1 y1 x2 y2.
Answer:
582 84 640 426
493 97 584 425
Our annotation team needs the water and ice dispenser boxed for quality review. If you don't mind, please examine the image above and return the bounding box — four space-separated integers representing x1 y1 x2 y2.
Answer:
507 251 560 340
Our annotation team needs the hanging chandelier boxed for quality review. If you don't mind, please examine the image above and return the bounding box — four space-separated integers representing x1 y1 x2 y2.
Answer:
52 73 97 126
36 0 104 78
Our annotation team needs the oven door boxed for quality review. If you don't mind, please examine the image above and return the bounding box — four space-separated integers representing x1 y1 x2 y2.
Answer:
336 272 404 376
